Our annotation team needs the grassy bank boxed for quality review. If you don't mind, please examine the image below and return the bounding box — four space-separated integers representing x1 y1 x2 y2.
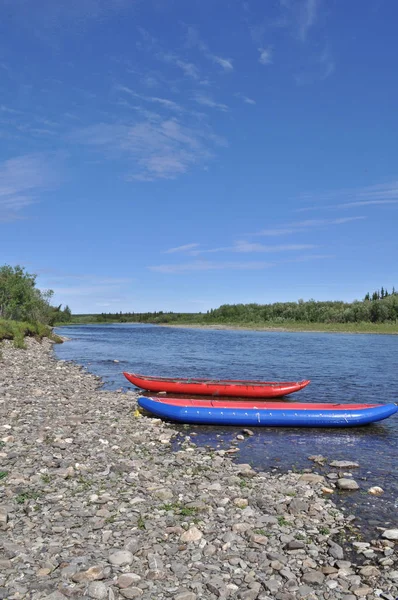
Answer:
0 318 63 348
148 319 398 334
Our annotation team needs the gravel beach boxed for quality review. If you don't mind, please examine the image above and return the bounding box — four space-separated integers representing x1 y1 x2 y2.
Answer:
0 338 397 600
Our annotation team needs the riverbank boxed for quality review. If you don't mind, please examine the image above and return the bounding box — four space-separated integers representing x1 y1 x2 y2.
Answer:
1 339 397 600
60 319 398 335
158 322 398 335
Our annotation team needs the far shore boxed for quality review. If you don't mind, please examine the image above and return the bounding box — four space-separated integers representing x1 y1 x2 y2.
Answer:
56 319 398 336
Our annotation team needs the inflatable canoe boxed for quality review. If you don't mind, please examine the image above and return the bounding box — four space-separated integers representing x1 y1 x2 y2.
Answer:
123 372 310 398
137 397 398 427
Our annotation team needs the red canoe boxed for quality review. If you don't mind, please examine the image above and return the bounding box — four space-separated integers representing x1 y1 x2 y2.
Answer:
123 372 310 398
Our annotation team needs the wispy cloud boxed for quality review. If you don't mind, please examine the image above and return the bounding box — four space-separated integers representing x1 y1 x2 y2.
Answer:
194 93 229 112
234 94 256 105
185 26 234 73
150 261 275 274
212 56 234 72
258 48 272 65
297 181 398 211
254 216 366 236
160 53 200 80
70 117 227 181
0 154 58 221
278 0 319 42
297 0 319 41
188 240 317 255
149 253 331 274
164 243 200 254
117 86 184 113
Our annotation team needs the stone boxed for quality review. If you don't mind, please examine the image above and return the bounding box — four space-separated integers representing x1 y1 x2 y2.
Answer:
352 587 372 597
382 529 398 540
234 497 249 508
359 565 380 577
285 540 305 550
263 579 281 593
88 581 108 599
308 455 327 464
117 573 142 588
301 570 325 585
120 589 143 599
45 594 68 600
329 460 359 468
288 499 309 514
72 565 106 582
328 540 344 560
336 478 359 490
180 526 203 542
174 592 197 600
368 486 384 495
108 550 134 566
239 583 262 599
298 474 324 484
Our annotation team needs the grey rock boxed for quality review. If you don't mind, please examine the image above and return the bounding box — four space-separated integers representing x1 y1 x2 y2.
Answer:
329 461 360 468
328 540 344 559
336 478 360 491
174 592 197 600
301 570 325 585
88 582 108 599
108 550 134 566
382 529 398 540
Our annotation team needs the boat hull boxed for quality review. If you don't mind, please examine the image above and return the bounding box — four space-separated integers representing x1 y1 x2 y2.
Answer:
123 372 310 398
137 397 398 428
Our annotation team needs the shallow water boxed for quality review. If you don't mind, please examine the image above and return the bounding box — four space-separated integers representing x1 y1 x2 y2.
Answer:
55 323 398 535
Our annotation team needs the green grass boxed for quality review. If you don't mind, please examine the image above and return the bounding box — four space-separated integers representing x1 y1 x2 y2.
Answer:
0 318 63 347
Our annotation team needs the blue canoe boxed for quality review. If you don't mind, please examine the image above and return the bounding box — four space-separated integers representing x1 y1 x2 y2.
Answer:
137 397 398 428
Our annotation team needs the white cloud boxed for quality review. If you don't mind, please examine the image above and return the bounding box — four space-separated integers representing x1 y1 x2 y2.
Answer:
117 86 184 113
149 253 331 274
160 53 200 80
185 26 234 73
297 0 319 42
0 154 57 221
194 93 229 112
149 261 275 274
164 243 200 254
212 56 234 72
233 241 316 252
297 181 398 211
70 117 227 181
188 240 317 255
258 48 272 65
235 93 256 105
254 216 366 236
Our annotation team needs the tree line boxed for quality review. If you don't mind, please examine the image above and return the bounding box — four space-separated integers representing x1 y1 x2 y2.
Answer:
86 287 398 325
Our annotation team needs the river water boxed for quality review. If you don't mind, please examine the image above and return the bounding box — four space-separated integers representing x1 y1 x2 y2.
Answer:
54 323 398 536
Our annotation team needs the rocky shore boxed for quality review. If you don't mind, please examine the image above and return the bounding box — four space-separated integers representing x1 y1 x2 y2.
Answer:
0 339 397 600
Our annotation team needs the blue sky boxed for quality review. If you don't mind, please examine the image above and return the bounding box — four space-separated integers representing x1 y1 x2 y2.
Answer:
1 0 397 313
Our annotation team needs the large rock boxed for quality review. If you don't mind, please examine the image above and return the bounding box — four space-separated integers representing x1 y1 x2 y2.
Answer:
382 529 398 540
329 460 360 468
336 478 359 491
